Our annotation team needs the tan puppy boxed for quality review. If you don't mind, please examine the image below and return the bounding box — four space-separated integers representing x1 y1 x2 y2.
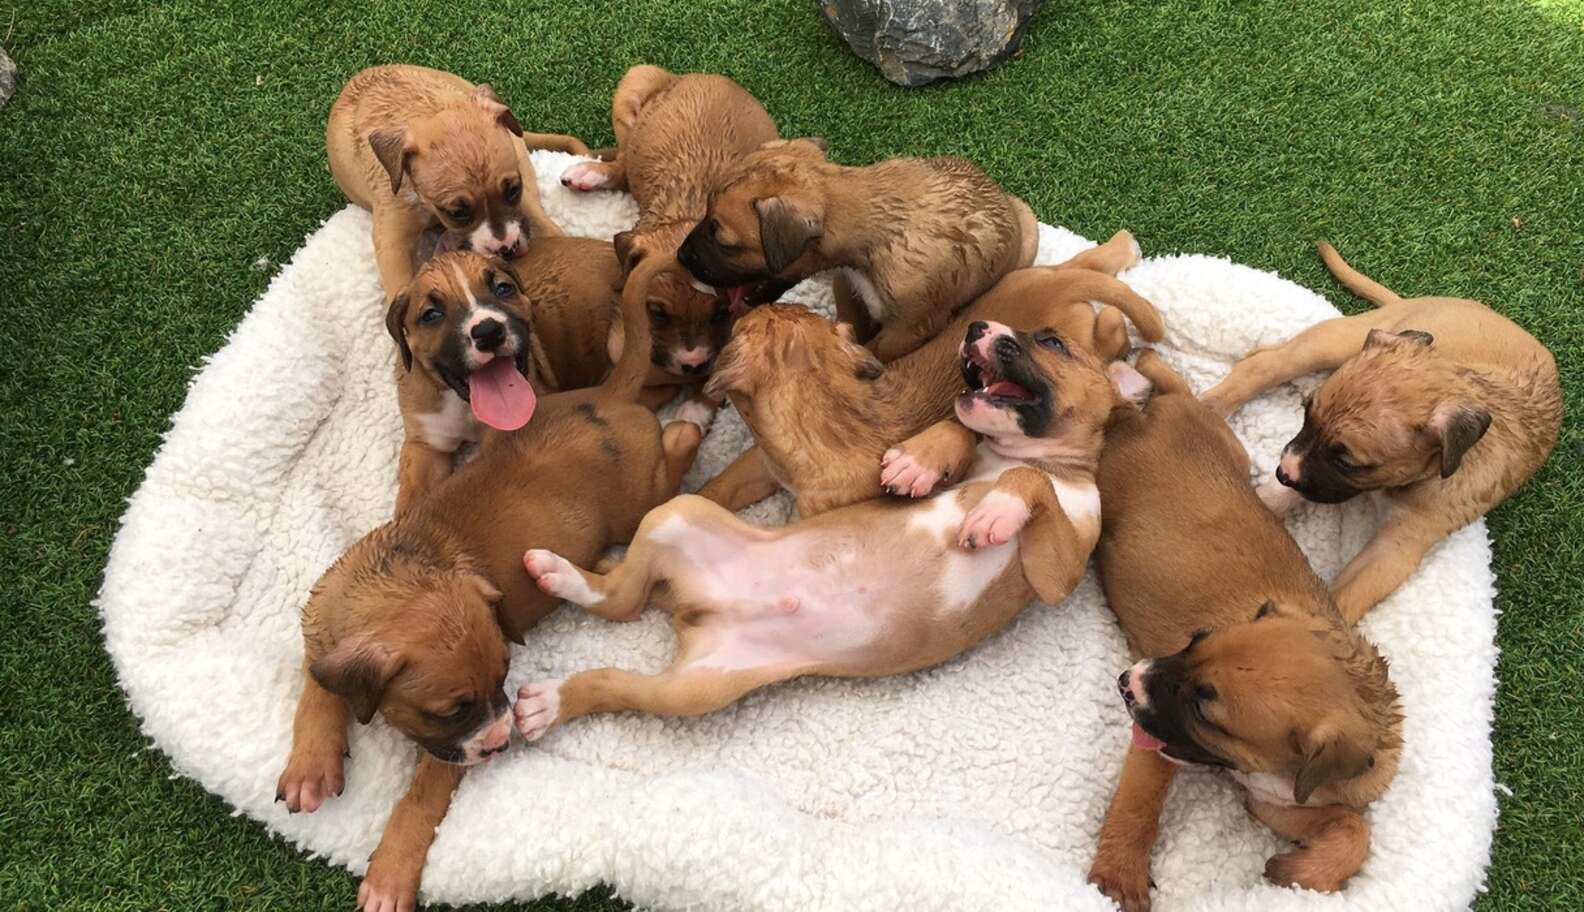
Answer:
1087 352 1403 912
328 64 590 298
508 319 1145 744
677 138 1040 361
697 232 1160 516
560 65 780 390
1200 242 1562 623
385 238 627 513
275 262 704 912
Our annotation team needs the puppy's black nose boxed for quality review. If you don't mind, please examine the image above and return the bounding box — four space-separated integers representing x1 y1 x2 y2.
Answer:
965 321 989 345
482 742 508 757
1118 670 1135 703
679 361 708 376
1275 464 1292 486
472 319 505 351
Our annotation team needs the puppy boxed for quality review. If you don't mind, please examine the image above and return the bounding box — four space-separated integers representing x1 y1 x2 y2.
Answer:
385 238 626 513
276 250 704 912
510 320 1143 745
1200 241 1562 623
698 232 1160 516
328 64 589 298
560 65 780 392
1087 351 1403 911
677 137 1040 361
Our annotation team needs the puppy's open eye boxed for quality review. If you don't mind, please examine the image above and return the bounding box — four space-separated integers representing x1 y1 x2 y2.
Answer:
503 180 522 205
647 304 671 328
418 306 445 326
1034 331 1068 354
444 700 473 720
446 203 473 224
492 280 515 299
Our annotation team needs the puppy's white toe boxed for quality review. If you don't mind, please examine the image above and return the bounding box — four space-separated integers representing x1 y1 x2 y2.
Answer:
514 678 564 742
671 399 716 432
559 163 609 191
958 490 1030 549
523 549 603 605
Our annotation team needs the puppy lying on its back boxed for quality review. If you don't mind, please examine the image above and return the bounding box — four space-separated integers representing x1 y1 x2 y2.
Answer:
678 137 1040 362
1201 241 1562 623
510 319 1145 744
1088 351 1402 912
697 232 1161 516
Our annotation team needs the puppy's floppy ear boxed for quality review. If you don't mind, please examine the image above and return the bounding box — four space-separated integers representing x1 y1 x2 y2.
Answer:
1431 401 1491 478
754 196 823 275
834 325 884 380
466 573 522 645
1107 360 1152 405
793 136 830 156
1292 719 1376 804
472 83 524 136
310 637 405 725
612 230 646 282
368 127 415 195
1363 328 1434 351
385 293 413 372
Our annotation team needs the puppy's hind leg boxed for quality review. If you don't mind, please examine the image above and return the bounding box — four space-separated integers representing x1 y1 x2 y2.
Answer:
1248 798 1370 893
1132 349 1192 398
516 662 796 742
660 417 705 493
560 157 627 192
1053 230 1142 276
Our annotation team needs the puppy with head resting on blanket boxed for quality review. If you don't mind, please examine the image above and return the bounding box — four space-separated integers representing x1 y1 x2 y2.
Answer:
560 65 781 411
275 257 705 912
1087 351 1403 912
696 231 1163 517
509 318 1150 743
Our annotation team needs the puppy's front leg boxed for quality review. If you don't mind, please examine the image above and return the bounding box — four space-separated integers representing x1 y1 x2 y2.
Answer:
881 419 977 498
1330 507 1453 625
1089 746 1177 912
1199 315 1382 418
358 755 465 912
698 446 781 512
1247 798 1370 893
276 663 349 813
958 466 1086 603
372 208 424 301
395 440 453 515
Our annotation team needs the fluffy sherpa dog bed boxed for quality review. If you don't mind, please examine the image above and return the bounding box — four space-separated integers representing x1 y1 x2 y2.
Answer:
99 152 1498 911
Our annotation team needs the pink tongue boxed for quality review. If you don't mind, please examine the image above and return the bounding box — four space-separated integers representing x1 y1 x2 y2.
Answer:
1131 722 1165 752
986 380 1030 398
468 357 537 431
724 285 750 315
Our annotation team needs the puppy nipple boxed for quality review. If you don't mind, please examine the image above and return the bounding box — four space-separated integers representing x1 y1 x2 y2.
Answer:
776 596 800 614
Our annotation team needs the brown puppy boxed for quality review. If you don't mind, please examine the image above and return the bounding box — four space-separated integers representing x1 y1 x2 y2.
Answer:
275 258 704 912
1087 351 1403 912
697 232 1159 516
328 64 590 298
385 238 626 513
1200 242 1562 623
509 319 1145 743
560 65 780 390
677 137 1040 361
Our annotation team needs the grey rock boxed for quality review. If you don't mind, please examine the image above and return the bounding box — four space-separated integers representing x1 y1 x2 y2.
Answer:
820 0 1043 87
0 48 15 108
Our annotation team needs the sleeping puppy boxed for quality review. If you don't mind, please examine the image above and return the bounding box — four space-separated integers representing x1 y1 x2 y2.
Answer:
697 231 1159 516
327 64 589 298
1200 241 1562 623
508 320 1145 746
387 240 626 514
276 264 704 912
560 65 781 399
1088 351 1403 912
677 137 1040 362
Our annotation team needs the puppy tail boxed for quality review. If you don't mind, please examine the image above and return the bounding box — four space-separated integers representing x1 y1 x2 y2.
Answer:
1317 241 1402 307
1132 349 1191 397
601 253 665 402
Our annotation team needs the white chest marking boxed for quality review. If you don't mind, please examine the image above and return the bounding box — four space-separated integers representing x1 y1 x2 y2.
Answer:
1232 770 1300 807
963 444 1101 528
417 390 477 451
841 268 887 322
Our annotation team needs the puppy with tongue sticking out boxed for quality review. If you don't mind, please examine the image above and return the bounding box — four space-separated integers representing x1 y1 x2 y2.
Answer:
385 250 545 513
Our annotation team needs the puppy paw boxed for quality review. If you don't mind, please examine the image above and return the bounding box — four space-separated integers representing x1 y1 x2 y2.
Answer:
513 678 564 742
1265 848 1347 894
523 549 603 606
358 849 422 912
275 742 345 814
1255 477 1305 517
957 490 1030 550
880 447 947 499
1088 856 1153 912
671 398 716 433
559 162 610 191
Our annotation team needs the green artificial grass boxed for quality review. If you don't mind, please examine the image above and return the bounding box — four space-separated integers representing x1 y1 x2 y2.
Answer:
1 0 1580 909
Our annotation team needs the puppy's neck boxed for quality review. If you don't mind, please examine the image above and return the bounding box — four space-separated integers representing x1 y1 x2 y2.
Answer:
984 429 1102 482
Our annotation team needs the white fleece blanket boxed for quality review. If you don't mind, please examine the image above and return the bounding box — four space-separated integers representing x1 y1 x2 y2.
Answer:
99 152 1498 911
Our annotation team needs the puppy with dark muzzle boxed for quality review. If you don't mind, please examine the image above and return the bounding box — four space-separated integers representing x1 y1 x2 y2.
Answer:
508 320 1144 746
1087 351 1403 912
276 257 705 912
1200 241 1562 623
677 137 1039 362
328 64 590 299
559 65 781 407
696 231 1158 516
